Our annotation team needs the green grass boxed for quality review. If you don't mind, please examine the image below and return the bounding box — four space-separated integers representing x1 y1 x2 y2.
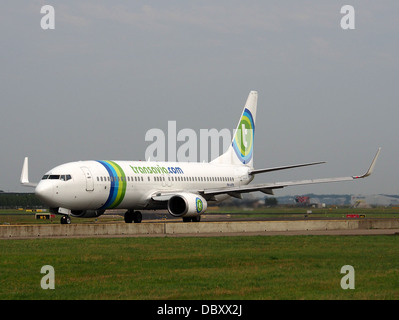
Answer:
1 236 398 300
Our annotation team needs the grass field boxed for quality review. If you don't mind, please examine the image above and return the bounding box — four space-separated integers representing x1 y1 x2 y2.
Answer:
1 235 398 300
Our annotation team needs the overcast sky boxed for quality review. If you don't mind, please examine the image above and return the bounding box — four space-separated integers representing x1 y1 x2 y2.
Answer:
1 1 398 196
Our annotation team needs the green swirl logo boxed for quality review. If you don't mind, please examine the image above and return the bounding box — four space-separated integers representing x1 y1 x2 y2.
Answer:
232 108 255 164
196 197 203 213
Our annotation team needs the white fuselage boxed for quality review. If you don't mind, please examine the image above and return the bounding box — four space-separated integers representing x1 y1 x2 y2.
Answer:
35 160 253 212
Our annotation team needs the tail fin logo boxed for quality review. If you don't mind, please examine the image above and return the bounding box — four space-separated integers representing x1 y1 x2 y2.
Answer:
232 108 255 164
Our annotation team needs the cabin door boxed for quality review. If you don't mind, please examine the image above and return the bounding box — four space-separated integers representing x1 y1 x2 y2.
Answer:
81 167 94 191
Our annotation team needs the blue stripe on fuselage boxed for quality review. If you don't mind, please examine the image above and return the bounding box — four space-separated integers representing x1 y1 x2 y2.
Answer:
97 160 119 210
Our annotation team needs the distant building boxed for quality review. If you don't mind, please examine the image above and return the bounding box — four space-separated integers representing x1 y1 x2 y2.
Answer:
351 195 399 207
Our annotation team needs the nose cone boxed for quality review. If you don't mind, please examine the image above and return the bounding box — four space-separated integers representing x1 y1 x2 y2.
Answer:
35 182 57 207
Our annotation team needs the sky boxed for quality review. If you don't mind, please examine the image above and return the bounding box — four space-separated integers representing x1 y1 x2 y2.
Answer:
1 1 398 196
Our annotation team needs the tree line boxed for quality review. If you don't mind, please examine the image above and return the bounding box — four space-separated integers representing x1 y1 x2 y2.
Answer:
0 193 45 209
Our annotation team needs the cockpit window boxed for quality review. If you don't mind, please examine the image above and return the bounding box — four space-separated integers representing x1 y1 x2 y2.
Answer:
41 174 72 181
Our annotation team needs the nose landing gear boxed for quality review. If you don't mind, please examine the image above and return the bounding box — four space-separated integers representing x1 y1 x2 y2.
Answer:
124 210 142 223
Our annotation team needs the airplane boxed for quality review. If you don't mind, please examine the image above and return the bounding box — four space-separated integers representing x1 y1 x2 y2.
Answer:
20 91 381 224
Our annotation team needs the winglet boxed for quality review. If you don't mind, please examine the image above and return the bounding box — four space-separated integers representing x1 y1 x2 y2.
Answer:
20 157 37 187
353 148 381 179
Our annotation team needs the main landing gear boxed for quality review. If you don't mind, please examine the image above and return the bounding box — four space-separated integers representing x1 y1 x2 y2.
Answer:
60 215 71 225
124 210 142 223
183 216 201 222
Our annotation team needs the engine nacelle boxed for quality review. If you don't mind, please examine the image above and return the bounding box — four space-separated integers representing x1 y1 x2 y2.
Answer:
70 209 105 218
167 193 207 217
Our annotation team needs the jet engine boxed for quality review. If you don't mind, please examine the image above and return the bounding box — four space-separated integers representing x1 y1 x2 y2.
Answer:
167 193 207 218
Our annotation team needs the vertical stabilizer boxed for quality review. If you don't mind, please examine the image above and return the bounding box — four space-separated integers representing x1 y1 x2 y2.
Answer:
211 91 257 167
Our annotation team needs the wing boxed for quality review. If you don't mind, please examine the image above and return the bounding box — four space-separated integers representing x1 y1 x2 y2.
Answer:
150 148 380 202
201 148 381 198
